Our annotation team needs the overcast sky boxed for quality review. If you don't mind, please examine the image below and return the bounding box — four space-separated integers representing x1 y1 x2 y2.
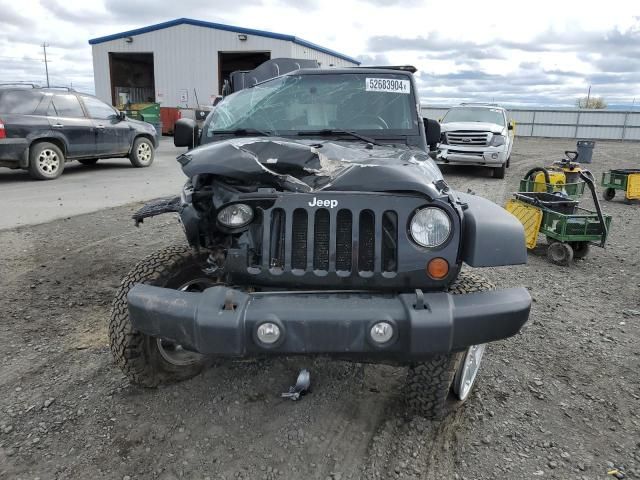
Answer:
0 0 638 106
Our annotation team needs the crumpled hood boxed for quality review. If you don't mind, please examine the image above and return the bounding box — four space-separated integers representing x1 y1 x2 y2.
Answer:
441 122 504 134
177 137 444 197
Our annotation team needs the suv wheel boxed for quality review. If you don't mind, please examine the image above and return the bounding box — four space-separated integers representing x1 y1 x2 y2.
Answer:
405 272 494 419
129 137 154 167
492 163 506 179
109 245 214 387
28 142 65 180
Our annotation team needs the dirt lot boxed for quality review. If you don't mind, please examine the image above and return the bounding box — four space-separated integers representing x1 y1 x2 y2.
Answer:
1 137 639 480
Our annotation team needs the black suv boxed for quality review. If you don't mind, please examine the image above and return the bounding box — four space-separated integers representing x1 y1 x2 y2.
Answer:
0 84 158 180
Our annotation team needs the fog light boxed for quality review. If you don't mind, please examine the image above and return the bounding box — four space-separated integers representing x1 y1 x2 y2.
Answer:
256 322 281 345
491 153 498 159
370 321 394 344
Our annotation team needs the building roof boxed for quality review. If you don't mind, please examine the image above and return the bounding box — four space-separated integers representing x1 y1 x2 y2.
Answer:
88 18 360 65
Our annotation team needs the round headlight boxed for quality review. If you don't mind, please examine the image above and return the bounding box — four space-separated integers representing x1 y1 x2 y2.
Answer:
217 203 254 228
410 207 451 247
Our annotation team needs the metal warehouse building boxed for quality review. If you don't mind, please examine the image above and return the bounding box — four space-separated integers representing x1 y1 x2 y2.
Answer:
89 18 360 109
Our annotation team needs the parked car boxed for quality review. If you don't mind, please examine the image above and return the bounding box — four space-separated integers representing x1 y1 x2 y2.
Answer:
437 103 514 179
110 64 530 419
0 84 158 180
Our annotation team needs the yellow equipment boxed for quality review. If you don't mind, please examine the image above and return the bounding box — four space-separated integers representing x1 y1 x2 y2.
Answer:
505 199 543 249
629 174 640 200
601 169 640 201
521 152 592 199
531 170 567 193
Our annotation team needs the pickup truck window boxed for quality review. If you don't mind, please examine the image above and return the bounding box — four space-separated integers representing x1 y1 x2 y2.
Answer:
442 107 505 126
207 73 419 138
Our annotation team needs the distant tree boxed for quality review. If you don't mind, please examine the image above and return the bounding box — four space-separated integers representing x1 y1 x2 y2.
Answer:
576 96 607 109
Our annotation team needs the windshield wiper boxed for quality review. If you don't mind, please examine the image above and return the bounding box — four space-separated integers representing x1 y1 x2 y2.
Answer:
298 129 381 146
211 128 273 136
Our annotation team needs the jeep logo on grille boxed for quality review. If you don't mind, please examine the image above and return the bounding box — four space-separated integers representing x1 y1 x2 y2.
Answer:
308 197 338 208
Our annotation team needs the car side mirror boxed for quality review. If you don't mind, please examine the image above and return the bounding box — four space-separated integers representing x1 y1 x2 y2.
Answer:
174 118 198 149
508 123 514 131
423 117 441 151
118 111 126 121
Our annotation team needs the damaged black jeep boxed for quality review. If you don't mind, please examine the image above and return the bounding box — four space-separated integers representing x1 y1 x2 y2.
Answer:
110 64 531 418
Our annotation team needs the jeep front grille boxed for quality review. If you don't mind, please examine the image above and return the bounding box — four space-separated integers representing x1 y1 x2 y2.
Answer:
446 131 490 146
291 209 308 270
335 209 353 271
258 207 398 275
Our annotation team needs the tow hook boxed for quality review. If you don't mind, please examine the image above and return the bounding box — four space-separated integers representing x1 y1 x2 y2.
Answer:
281 369 311 401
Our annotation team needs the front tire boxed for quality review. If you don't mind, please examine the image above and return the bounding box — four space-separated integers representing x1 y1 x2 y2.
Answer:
493 163 506 179
109 245 214 387
129 137 155 168
405 272 495 419
28 142 65 180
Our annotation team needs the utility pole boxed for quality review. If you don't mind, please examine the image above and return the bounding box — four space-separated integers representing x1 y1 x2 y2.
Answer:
585 85 591 108
41 42 50 87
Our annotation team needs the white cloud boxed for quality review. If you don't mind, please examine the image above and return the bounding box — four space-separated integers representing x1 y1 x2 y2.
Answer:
0 0 638 105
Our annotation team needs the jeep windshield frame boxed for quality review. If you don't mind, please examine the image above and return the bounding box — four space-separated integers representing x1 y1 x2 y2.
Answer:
203 70 423 145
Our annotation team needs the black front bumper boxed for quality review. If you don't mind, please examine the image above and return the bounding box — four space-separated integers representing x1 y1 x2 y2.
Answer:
127 285 531 360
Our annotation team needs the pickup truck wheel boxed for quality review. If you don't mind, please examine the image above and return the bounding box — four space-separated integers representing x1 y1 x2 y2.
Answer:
129 137 155 167
492 163 506 179
405 272 495 418
109 245 215 387
28 142 65 180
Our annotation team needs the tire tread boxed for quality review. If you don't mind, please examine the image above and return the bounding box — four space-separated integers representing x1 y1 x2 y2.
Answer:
405 271 495 418
109 244 205 387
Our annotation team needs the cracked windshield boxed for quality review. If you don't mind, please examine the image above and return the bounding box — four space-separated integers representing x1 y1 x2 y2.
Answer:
207 73 419 136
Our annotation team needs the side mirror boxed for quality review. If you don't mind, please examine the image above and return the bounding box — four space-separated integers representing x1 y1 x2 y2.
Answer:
174 118 198 149
118 111 126 121
508 123 514 131
423 117 441 151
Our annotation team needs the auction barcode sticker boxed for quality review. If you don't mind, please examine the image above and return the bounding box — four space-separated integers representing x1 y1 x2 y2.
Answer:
366 78 410 94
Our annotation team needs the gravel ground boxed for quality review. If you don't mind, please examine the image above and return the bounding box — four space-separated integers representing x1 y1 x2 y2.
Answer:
0 137 638 480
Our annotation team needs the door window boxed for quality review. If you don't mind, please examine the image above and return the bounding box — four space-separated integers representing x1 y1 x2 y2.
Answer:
81 96 118 120
49 94 85 118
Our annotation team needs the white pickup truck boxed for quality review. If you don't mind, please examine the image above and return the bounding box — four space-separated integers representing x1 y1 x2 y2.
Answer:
437 104 514 179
